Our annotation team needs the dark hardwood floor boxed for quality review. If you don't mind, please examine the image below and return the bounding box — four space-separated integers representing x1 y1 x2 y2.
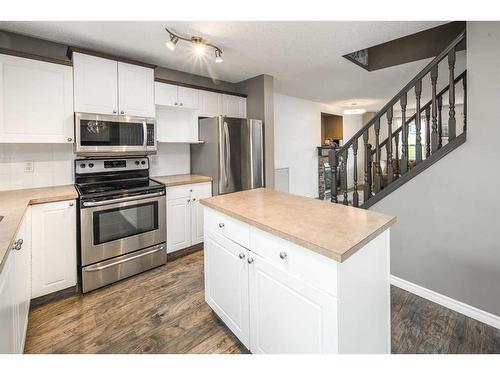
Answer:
25 249 500 354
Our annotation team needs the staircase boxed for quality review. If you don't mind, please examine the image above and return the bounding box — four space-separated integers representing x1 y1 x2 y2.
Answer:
329 31 466 208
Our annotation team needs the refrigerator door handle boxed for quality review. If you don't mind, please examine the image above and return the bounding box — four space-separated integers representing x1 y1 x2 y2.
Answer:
223 121 230 187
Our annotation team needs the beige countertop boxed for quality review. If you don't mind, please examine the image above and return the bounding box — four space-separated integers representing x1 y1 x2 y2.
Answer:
153 174 212 187
0 185 78 272
200 188 396 263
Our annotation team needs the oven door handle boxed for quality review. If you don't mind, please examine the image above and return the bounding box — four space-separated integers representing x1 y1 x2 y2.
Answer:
84 245 165 272
82 191 164 207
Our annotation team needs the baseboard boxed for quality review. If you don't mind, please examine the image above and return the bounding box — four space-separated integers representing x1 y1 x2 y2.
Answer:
390 275 500 330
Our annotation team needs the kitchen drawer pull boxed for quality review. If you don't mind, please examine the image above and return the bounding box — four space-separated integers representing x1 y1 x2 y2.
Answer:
279 252 287 259
218 222 225 228
239 252 246 259
84 245 165 272
247 257 254 264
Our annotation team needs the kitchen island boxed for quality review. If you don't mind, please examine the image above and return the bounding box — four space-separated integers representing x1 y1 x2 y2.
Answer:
200 188 396 354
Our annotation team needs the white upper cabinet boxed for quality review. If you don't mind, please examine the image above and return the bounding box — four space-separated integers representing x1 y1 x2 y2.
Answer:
155 83 199 109
222 94 247 118
199 90 222 117
117 62 155 117
0 54 74 143
74 52 154 118
73 52 118 115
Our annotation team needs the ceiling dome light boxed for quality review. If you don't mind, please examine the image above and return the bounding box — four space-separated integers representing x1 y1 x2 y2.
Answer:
215 49 223 63
166 35 178 51
343 108 367 115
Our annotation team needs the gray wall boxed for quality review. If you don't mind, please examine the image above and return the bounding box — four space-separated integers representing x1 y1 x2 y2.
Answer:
237 75 275 188
371 22 500 316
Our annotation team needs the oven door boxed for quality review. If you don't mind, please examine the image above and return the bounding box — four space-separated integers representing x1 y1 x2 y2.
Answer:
75 113 153 156
80 194 166 266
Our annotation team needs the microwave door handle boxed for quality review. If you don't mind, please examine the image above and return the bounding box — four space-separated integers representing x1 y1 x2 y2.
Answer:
142 121 147 148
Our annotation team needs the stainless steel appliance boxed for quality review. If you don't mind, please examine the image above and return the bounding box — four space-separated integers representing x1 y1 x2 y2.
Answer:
191 116 264 195
75 157 166 293
75 113 156 156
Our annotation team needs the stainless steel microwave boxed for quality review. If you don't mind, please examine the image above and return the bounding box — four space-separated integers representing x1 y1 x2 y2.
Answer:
74 113 156 156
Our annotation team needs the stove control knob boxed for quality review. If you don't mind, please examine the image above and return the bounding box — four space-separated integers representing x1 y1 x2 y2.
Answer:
135 160 140 166
141 160 146 165
79 163 86 168
88 163 94 168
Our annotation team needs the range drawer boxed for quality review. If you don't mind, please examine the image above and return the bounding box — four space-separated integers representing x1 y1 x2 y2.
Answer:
250 227 338 297
204 208 250 249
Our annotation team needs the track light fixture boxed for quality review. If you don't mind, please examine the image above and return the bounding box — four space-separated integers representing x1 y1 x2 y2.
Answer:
165 28 224 63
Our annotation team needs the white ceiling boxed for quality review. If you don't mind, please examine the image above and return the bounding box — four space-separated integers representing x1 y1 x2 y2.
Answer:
0 21 451 110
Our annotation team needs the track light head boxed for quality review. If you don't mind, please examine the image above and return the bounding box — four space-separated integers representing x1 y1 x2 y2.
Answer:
215 49 223 63
166 35 178 51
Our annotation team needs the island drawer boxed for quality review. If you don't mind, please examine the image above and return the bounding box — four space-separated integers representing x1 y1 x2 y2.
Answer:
204 208 250 249
249 227 338 297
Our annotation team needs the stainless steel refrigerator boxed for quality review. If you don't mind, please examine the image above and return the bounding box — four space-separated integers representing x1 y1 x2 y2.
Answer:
191 116 265 195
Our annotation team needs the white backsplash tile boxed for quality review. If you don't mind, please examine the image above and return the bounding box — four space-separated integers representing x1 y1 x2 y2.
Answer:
0 142 191 191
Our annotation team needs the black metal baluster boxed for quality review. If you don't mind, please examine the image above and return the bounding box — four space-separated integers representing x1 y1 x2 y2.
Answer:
400 92 408 174
386 107 394 184
415 79 423 164
448 48 456 140
342 149 348 205
352 139 359 207
438 95 443 149
394 132 400 178
431 65 439 153
374 117 382 193
425 106 431 158
329 150 338 203
362 130 371 202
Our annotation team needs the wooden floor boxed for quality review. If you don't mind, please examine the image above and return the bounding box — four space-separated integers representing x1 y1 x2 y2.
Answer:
25 249 500 354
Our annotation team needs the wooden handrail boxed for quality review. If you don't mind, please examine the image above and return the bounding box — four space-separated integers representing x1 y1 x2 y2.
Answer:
335 30 466 157
375 70 467 154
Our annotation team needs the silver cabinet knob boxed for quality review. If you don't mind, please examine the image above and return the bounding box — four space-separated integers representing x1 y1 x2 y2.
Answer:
174 102 178 106
189 189 193 192
218 223 225 228
247 257 254 264
239 253 245 259
180 103 183 106
67 137 73 142
120 111 125 114
192 197 197 201
17 239 23 246
112 110 117 114
187 199 191 203
69 202 74 207
279 252 287 259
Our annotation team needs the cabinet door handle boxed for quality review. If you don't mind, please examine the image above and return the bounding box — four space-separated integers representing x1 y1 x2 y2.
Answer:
120 110 125 114
218 222 225 228
187 199 191 203
247 257 254 264
112 110 117 114
239 253 245 259
67 137 73 142
192 198 196 201
174 102 178 106
279 252 287 260
69 202 74 207
180 103 183 106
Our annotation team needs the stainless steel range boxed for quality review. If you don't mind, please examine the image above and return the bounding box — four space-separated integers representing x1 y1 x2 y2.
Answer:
75 157 166 293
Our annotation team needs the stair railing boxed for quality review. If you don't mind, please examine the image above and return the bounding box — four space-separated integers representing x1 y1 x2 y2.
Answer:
329 30 466 207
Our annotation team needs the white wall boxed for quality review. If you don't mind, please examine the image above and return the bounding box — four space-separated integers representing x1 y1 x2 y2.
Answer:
371 22 500 316
0 142 190 191
273 93 341 198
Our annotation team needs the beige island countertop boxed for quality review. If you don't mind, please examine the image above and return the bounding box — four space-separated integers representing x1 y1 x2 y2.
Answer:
200 188 396 262
152 174 212 187
0 185 78 272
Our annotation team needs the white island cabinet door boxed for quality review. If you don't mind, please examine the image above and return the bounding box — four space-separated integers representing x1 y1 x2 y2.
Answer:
205 233 250 348
31 200 77 298
0 253 16 353
166 196 191 253
0 54 74 143
190 183 212 246
117 62 155 117
249 252 338 354
73 52 118 115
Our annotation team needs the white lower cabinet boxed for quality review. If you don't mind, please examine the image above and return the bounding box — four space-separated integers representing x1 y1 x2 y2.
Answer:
31 200 77 299
249 252 338 354
204 207 391 354
0 207 31 354
205 233 249 347
166 182 212 253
